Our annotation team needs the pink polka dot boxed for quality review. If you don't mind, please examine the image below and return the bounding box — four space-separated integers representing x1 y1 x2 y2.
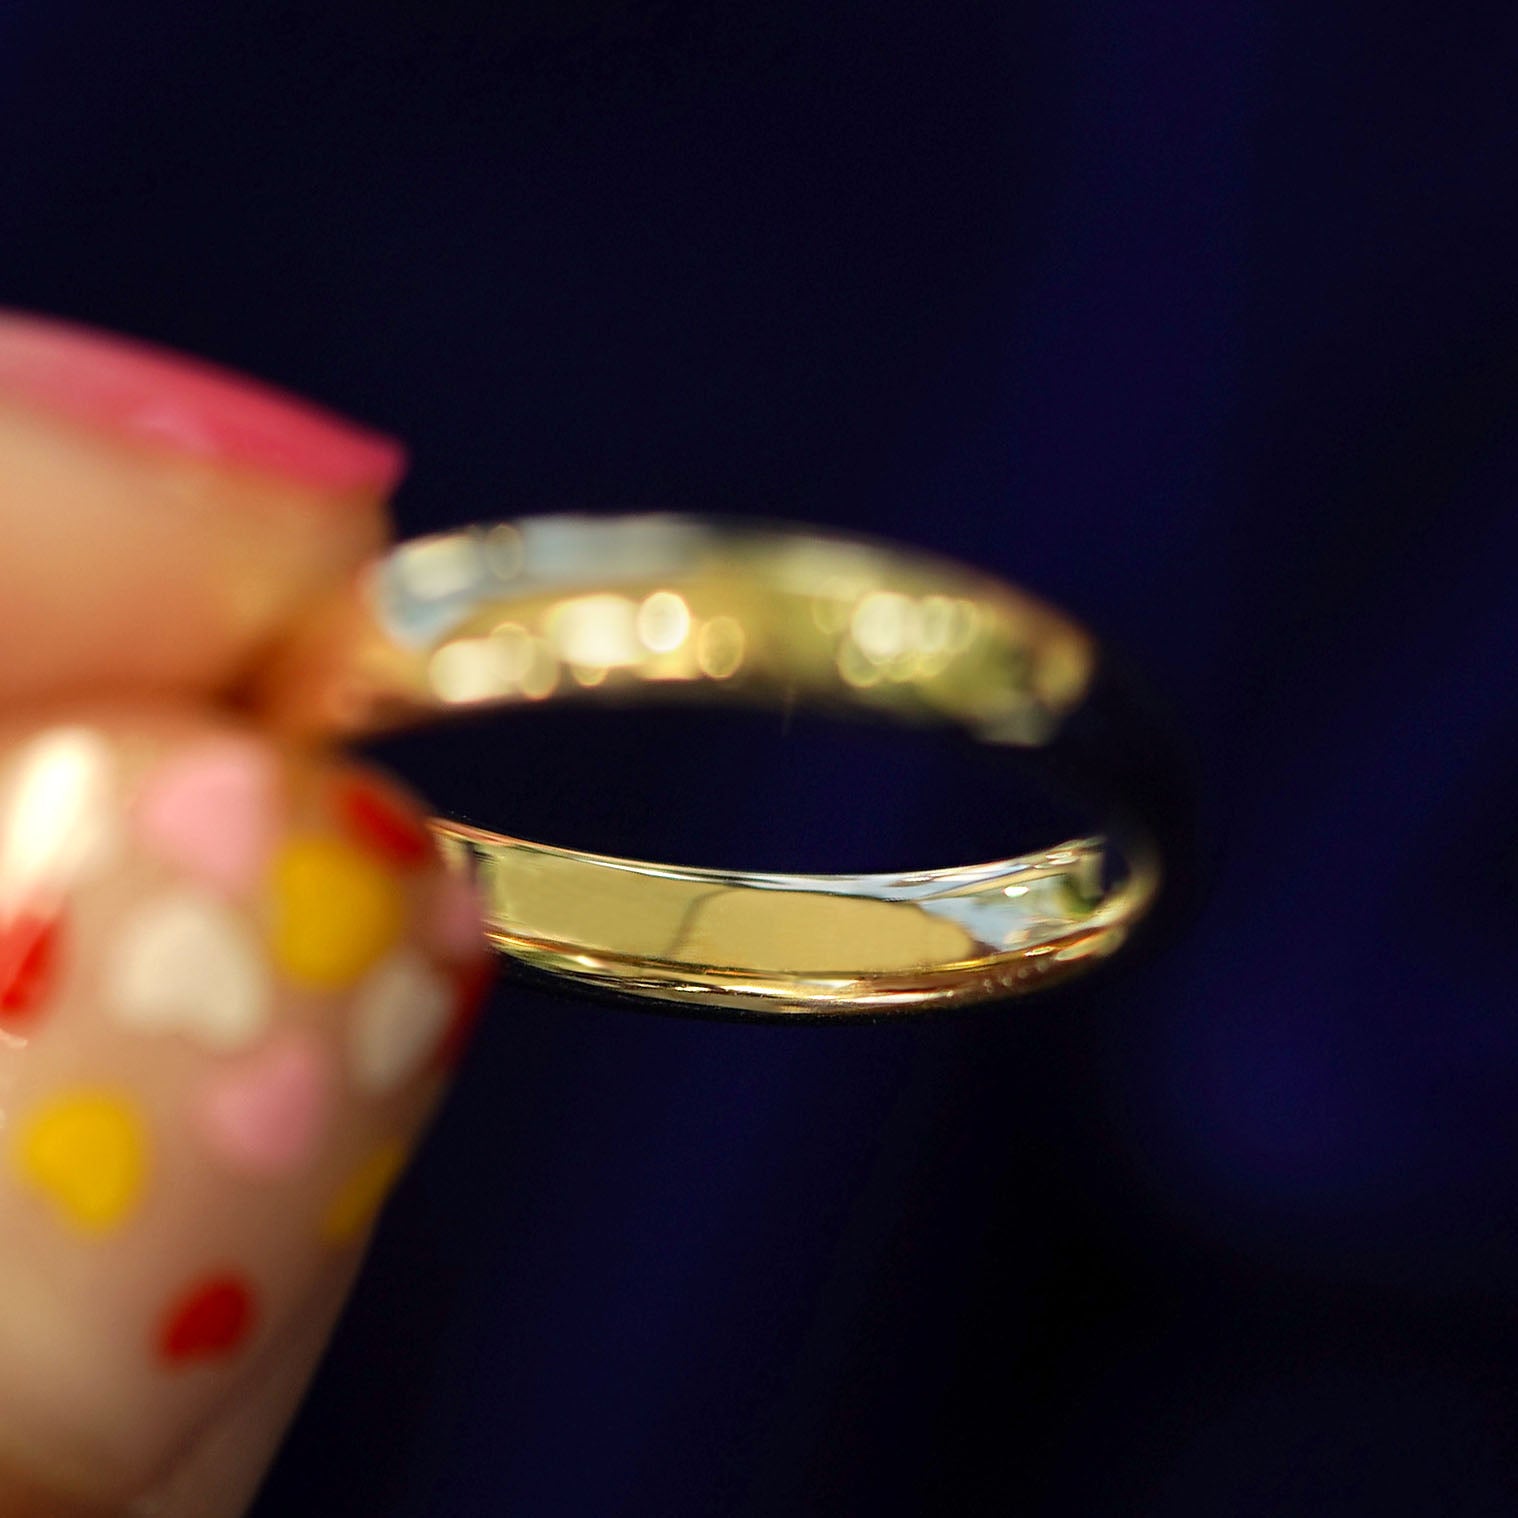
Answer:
196 1031 331 1177
136 738 279 897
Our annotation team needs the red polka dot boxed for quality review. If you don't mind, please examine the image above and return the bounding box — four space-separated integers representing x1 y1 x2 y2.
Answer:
336 776 434 868
434 958 496 1071
158 1274 256 1364
0 911 61 1027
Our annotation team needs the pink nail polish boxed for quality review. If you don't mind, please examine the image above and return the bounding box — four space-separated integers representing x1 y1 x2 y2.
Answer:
0 309 406 494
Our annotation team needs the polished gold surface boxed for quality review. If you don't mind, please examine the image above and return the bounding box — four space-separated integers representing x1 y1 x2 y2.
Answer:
437 825 1156 1014
257 516 1159 1014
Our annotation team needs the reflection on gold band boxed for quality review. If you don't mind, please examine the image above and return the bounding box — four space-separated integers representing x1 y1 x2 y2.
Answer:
256 516 1159 1015
435 826 1157 1015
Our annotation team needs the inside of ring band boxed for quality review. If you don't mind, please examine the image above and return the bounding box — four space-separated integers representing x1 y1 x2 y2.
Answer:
259 516 1160 1013
435 821 1156 1015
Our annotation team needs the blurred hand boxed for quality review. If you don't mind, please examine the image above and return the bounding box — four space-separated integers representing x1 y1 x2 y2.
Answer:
0 312 489 1516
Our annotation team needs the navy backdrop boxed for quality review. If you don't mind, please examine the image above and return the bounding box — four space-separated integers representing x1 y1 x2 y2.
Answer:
4 3 1518 1513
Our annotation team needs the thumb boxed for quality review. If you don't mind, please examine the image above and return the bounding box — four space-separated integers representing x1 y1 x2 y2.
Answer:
0 705 490 1512
0 309 401 708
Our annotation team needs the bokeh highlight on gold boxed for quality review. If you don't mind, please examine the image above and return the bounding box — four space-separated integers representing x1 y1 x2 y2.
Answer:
256 517 1158 1015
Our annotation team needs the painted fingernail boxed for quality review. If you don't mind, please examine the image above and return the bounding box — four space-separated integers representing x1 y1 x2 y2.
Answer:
0 711 490 1503
0 309 405 493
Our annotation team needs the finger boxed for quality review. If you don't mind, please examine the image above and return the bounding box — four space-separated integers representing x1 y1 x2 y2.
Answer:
0 705 491 1510
0 311 403 705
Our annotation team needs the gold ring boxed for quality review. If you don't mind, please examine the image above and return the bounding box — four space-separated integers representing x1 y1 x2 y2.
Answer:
253 516 1172 1016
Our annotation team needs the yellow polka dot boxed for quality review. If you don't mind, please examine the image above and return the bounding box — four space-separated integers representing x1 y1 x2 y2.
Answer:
322 1138 407 1244
15 1090 148 1234
270 836 406 989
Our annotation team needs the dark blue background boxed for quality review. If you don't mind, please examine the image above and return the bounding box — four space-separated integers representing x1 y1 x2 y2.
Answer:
4 3 1518 1513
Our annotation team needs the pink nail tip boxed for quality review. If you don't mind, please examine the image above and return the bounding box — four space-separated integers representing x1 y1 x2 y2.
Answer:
0 309 406 494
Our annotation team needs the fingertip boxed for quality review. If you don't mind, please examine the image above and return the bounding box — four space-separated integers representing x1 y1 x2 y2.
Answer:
0 310 407 496
0 704 491 1506
0 312 401 705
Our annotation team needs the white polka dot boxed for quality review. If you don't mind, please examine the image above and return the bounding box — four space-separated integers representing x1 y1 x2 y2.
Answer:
109 892 271 1052
349 949 452 1095
0 727 119 913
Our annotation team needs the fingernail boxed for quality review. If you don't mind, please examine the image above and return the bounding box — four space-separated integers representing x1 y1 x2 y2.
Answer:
0 310 406 494
0 711 490 1504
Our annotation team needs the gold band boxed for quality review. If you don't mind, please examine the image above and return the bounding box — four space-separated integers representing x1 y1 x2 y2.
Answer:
254 516 1163 1015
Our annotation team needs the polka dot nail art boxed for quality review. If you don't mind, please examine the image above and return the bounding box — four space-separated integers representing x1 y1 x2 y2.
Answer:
158 1273 258 1365
0 707 492 1493
15 1088 149 1234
